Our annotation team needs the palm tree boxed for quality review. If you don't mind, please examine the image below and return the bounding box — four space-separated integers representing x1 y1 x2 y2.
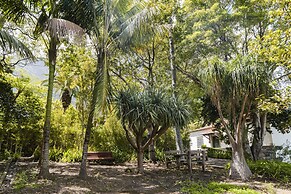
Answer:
1 0 84 178
115 89 190 173
34 2 84 179
198 55 271 180
61 0 159 178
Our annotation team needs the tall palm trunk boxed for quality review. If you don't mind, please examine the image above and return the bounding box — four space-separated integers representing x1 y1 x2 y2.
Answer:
39 37 57 179
79 84 98 178
169 16 183 153
79 50 104 179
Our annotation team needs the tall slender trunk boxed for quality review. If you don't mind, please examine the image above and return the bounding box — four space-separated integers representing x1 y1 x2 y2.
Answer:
169 15 183 153
79 50 104 179
39 37 57 179
251 112 267 161
80 101 86 150
230 142 252 180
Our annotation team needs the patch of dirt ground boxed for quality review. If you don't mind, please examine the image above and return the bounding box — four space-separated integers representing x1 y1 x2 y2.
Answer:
1 160 290 194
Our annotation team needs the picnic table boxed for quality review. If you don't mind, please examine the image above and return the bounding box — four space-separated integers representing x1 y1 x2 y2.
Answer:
165 149 207 173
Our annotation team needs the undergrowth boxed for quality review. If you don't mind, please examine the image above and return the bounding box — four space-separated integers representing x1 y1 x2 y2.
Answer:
181 181 259 194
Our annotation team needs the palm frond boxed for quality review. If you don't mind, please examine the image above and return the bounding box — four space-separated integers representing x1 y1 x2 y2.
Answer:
0 30 34 59
46 18 85 39
59 0 102 33
117 3 161 46
93 57 111 115
0 1 28 22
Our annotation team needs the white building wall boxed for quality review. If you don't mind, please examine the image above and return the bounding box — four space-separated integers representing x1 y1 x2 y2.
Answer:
271 127 291 146
189 135 211 150
263 131 273 146
220 141 230 149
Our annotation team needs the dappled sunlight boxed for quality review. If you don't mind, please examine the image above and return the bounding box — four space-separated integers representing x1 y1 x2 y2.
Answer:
58 186 91 194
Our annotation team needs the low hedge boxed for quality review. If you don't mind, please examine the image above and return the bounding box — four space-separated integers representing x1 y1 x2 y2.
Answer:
248 160 291 183
207 147 232 159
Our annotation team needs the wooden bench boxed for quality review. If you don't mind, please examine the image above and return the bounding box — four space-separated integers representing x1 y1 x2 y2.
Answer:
87 151 114 164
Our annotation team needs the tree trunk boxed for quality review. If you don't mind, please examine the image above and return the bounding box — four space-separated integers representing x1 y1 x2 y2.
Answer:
243 127 253 160
39 37 57 179
229 143 252 180
137 149 144 173
169 14 184 153
251 112 267 161
147 127 156 163
79 50 104 179
149 141 156 163
79 74 99 179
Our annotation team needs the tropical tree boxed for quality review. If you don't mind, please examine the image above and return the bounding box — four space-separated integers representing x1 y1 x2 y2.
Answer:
198 55 272 180
17 1 84 178
1 0 84 178
61 0 159 178
115 89 191 173
0 73 43 159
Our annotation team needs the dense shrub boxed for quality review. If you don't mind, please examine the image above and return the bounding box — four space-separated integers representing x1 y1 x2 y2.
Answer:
61 148 82 162
207 147 232 159
248 160 291 183
49 147 63 162
181 181 259 194
91 113 135 163
0 74 43 160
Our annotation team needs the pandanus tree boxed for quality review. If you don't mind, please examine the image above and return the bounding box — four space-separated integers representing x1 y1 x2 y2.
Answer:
198 55 271 180
115 89 191 173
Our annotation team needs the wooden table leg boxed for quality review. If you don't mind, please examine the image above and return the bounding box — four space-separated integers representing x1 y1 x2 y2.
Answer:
202 150 205 172
188 151 192 175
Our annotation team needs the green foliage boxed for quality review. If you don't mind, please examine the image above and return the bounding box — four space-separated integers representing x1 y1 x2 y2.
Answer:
248 160 291 184
13 171 30 190
91 113 135 163
50 101 83 151
49 147 82 163
13 170 38 190
49 147 63 162
115 88 191 150
181 181 259 194
0 73 43 159
61 148 82 163
207 148 232 159
48 101 84 162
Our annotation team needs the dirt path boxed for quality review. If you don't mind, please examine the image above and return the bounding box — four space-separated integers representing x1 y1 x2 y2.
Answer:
1 161 225 194
1 160 290 194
